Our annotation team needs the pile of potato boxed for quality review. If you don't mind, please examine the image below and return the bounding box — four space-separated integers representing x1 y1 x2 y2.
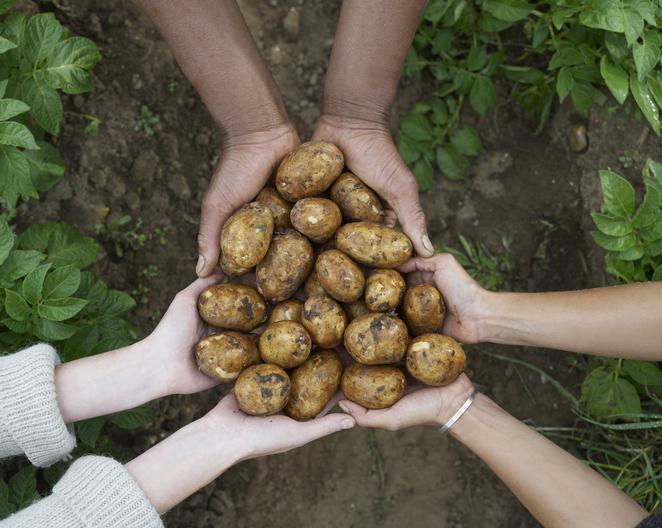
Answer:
195 141 467 419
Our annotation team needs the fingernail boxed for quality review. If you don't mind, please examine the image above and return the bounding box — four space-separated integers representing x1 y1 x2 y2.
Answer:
339 402 349 413
195 255 206 276
341 418 354 429
422 235 434 255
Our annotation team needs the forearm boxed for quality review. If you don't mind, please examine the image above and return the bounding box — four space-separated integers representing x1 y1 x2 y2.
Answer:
134 0 289 140
323 0 427 123
451 394 648 528
479 282 662 360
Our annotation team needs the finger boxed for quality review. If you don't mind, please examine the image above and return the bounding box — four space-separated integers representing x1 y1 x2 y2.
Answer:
295 413 355 445
182 273 225 299
338 400 397 430
397 256 438 274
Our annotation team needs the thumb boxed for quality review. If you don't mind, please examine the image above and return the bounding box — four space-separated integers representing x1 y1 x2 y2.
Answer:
294 413 355 446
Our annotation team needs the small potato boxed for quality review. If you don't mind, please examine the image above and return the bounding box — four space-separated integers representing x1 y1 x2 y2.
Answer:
407 334 466 386
330 172 385 223
335 222 413 268
285 350 343 421
341 363 406 409
255 187 293 231
344 313 408 365
276 141 344 202
343 298 370 321
302 296 347 348
220 202 274 275
402 284 446 336
256 229 314 302
364 269 405 312
195 331 259 382
315 249 365 303
198 283 266 331
268 299 303 324
304 270 329 299
234 364 291 416
259 320 312 368
290 198 342 243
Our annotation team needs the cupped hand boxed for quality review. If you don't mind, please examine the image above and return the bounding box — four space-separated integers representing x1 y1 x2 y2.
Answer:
196 125 300 277
399 253 489 344
312 114 433 258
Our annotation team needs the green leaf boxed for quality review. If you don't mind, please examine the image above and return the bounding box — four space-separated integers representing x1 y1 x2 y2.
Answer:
633 31 661 82
648 75 662 111
34 318 76 341
467 44 488 72
653 263 662 281
0 250 45 281
581 366 642 420
0 121 38 149
109 405 155 430
549 47 586 69
617 244 645 260
556 67 573 102
46 228 98 268
0 145 36 211
0 0 16 15
0 36 15 56
0 81 7 99
76 417 104 447
436 145 469 180
599 169 635 217
482 0 532 22
8 466 38 509
630 74 660 135
412 158 434 192
643 158 662 196
400 111 433 142
18 223 53 252
600 55 628 104
61 325 99 361
591 230 637 251
632 186 660 228
20 77 63 135
532 24 549 49
0 98 29 121
0 218 15 267
23 13 62 65
579 0 624 33
604 31 629 61
605 253 635 282
623 360 662 387
641 219 662 242
622 8 644 46
0 479 16 519
501 65 544 84
4 290 31 321
397 134 421 165
450 126 481 156
591 213 633 236
22 263 52 304
469 76 496 116
570 81 595 116
43 265 80 299
38 297 87 321
423 0 450 24
41 36 100 94
24 141 65 193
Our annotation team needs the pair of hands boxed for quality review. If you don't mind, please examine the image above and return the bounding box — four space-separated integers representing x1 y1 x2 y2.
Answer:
148 252 487 462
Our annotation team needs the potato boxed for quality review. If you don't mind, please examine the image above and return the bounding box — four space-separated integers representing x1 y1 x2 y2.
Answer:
341 363 406 409
304 270 329 299
343 298 370 321
364 269 405 312
259 320 312 368
276 141 344 202
256 229 314 302
315 249 365 303
335 222 413 268
255 187 292 231
267 299 303 324
285 350 343 420
195 331 259 382
219 202 274 275
406 334 466 386
234 364 291 416
198 283 266 331
344 313 408 365
290 198 342 243
402 284 446 336
330 172 385 223
302 296 347 348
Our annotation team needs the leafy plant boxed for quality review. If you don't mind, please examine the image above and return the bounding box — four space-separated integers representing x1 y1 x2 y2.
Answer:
95 215 147 258
400 0 662 188
133 104 159 136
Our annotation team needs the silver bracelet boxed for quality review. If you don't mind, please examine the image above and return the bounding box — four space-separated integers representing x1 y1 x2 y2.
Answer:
438 389 477 434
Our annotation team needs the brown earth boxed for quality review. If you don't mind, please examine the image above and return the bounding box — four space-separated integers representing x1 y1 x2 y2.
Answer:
14 0 662 527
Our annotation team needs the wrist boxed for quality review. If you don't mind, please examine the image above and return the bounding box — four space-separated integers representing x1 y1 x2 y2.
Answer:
319 93 392 130
433 374 475 427
198 412 248 463
474 291 518 344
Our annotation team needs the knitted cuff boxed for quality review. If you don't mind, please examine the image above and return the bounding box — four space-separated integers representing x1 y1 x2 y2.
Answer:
0 344 76 467
53 456 163 528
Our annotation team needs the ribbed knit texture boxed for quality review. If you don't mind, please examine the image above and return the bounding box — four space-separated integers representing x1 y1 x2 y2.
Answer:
639 515 662 528
1 456 163 528
0 344 76 466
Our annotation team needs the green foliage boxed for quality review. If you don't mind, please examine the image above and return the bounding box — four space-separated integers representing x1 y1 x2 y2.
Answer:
0 8 100 216
400 0 662 188
133 104 159 136
95 215 147 258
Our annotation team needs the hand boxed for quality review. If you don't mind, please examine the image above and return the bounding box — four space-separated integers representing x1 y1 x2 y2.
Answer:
312 114 434 257
339 374 474 431
196 125 300 277
399 253 490 344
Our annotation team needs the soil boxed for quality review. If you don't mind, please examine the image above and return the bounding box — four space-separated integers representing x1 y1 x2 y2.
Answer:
13 0 662 527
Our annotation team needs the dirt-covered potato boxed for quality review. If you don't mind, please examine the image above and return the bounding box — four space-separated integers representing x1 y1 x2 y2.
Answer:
364 269 405 312
259 320 312 368
290 198 342 243
407 334 466 386
285 350 343 420
343 298 370 321
275 141 344 201
315 249 365 303
255 187 292 231
341 363 406 409
402 284 446 336
234 364 291 416
302 296 347 348
256 229 314 302
198 283 266 331
195 331 259 382
267 299 303 324
304 270 329 299
344 313 408 365
335 222 413 268
330 172 385 223
219 202 274 275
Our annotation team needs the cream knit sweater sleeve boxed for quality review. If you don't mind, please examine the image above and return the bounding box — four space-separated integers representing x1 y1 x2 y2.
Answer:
0 345 164 528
